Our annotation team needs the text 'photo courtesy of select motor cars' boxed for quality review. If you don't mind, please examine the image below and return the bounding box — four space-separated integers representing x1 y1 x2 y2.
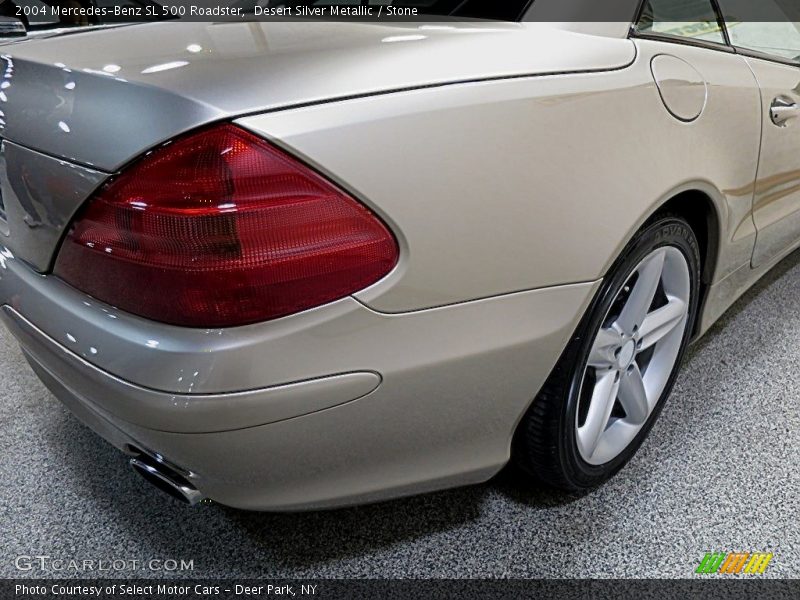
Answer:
0 0 799 596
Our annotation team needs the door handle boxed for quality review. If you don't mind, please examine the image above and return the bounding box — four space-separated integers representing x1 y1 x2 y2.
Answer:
770 97 800 126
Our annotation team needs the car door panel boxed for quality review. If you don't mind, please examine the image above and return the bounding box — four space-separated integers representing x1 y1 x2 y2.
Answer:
713 1 800 266
747 58 800 267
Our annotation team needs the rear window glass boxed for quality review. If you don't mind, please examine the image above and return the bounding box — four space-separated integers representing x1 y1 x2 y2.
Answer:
718 0 800 61
635 0 727 44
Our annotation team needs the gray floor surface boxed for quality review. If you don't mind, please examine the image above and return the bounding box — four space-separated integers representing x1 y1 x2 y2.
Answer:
1 252 799 579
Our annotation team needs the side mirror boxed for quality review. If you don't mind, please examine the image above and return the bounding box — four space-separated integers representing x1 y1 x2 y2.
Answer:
0 16 27 38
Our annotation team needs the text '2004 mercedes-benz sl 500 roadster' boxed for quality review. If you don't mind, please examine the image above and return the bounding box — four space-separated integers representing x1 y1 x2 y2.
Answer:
0 0 799 509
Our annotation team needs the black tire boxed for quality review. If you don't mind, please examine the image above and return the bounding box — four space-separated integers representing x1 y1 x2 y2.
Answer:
514 216 701 490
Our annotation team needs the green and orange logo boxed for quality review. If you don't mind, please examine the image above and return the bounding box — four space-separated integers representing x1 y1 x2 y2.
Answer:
696 552 773 575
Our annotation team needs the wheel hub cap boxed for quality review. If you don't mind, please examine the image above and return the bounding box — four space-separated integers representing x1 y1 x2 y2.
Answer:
617 339 636 370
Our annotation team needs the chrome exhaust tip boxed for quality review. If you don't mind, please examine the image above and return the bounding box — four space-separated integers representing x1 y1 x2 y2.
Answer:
129 455 206 506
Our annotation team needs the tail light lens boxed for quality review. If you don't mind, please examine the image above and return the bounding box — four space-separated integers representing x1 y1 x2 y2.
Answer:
53 124 398 327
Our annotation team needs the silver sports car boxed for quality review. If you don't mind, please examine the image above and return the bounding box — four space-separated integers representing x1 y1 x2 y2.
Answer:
0 0 799 510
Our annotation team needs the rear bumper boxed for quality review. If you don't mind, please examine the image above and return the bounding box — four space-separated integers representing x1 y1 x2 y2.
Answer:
4 306 382 434
0 250 599 510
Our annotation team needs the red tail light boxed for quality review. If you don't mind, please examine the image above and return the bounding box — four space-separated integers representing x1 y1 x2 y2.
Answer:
53 124 398 327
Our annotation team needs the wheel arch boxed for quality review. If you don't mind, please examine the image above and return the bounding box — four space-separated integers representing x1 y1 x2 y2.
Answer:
509 183 726 475
632 184 725 339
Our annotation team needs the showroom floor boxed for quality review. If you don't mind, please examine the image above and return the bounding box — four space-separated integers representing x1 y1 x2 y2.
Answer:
1 252 799 579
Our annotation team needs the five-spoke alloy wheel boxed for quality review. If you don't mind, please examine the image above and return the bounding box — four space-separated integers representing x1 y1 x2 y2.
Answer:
515 216 701 490
577 246 690 465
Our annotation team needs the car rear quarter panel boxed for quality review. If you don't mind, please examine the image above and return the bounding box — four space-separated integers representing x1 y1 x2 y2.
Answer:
238 40 762 315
